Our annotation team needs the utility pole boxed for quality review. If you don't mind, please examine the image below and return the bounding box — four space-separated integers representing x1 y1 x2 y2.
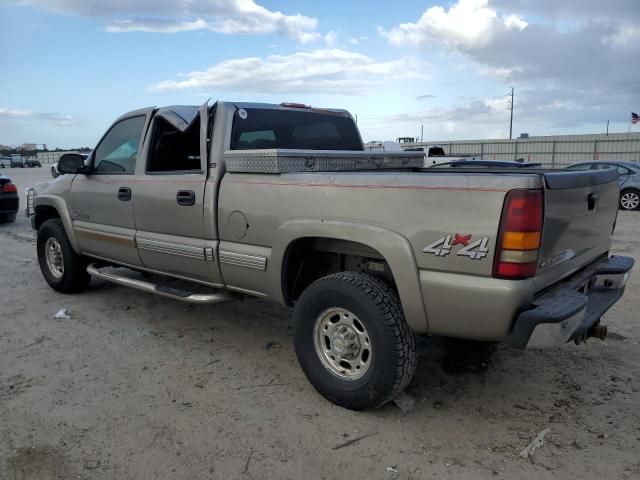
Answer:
421 124 424 143
508 87 514 140
606 120 609 136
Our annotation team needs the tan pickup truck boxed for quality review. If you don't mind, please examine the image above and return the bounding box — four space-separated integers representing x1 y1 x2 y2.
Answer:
26 101 633 410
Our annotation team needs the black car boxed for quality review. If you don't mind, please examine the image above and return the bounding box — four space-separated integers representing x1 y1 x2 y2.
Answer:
429 159 542 168
0 173 19 223
24 159 42 168
9 157 24 168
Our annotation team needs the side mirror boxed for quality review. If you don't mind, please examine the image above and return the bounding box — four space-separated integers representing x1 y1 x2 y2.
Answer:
58 154 88 174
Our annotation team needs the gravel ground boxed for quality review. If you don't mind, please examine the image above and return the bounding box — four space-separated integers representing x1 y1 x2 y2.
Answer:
1 167 639 480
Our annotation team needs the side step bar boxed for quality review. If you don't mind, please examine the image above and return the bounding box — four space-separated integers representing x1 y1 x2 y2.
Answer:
87 263 236 305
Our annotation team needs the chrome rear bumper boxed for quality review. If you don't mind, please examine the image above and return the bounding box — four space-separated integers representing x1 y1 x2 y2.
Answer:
510 255 633 349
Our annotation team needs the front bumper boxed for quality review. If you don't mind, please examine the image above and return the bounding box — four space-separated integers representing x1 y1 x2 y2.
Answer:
510 255 634 349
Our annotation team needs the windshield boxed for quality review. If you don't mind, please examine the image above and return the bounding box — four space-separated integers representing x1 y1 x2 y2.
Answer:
231 108 363 151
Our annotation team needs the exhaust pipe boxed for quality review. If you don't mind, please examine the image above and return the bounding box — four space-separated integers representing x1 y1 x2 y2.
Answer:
588 323 608 341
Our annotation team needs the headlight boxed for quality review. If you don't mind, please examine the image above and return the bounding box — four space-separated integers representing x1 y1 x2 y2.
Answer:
25 188 36 217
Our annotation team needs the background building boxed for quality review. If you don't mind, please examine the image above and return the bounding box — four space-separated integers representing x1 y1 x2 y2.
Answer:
404 132 640 167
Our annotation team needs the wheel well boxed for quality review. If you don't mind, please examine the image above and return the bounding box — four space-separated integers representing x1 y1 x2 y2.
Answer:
281 237 396 305
34 205 61 230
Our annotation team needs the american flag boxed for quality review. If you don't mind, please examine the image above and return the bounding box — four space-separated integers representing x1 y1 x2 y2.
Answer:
633 112 640 124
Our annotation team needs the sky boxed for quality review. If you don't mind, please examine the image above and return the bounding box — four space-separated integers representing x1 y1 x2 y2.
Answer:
1 0 639 148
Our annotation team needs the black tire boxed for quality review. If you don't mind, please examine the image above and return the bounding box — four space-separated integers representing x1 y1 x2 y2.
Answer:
37 218 91 293
293 272 416 410
619 190 640 210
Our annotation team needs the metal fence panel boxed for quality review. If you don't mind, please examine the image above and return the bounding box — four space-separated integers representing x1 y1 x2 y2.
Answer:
412 133 640 166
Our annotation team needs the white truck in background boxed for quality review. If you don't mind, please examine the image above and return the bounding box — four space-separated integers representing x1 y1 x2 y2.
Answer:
365 142 480 167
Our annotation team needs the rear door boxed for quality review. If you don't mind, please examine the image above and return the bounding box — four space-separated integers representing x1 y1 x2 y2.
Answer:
69 112 151 266
535 168 619 291
133 104 220 284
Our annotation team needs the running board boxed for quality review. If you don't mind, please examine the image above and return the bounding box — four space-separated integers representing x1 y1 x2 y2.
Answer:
87 263 236 304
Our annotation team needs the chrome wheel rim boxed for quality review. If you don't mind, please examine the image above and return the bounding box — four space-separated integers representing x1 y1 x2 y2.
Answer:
313 307 372 380
45 237 64 279
621 192 639 210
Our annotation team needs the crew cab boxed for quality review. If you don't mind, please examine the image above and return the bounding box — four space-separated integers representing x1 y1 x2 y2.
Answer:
26 101 633 409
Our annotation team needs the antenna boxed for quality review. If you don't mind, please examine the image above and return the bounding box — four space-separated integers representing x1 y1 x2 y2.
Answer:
508 87 514 140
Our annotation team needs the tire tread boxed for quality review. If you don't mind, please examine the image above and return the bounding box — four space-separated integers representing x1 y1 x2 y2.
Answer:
295 271 417 409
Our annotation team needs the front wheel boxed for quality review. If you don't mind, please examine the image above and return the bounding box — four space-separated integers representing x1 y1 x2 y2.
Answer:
37 218 91 293
293 272 417 410
620 190 640 210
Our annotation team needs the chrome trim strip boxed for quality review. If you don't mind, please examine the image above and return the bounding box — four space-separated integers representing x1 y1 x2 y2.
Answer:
219 250 267 271
74 226 135 247
136 237 205 260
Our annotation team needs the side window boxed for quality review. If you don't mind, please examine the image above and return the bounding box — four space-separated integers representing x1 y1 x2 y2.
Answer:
94 116 146 174
147 116 201 172
617 166 631 176
567 164 591 171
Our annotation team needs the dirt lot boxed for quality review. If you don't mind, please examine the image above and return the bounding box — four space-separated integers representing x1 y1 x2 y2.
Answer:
1 167 639 480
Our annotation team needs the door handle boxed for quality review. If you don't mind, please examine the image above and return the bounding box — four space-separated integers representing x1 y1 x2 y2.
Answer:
176 190 196 206
118 187 132 201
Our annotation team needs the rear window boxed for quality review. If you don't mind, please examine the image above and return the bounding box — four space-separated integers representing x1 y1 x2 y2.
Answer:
427 147 445 157
231 108 362 151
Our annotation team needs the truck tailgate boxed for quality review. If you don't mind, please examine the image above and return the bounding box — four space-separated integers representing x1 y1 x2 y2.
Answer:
535 168 619 292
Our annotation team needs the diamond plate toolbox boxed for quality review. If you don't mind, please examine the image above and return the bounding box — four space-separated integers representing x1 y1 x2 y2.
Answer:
224 149 425 174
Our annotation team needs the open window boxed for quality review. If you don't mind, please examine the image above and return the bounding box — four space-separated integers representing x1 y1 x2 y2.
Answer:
147 114 201 173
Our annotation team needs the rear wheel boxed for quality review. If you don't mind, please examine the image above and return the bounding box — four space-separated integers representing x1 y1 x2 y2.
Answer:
293 272 416 410
37 218 90 293
620 190 640 210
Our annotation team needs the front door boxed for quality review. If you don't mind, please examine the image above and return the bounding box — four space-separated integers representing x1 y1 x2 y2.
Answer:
133 104 219 284
70 113 150 266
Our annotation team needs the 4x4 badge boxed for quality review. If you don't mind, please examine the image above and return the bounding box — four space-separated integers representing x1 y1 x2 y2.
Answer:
423 234 489 260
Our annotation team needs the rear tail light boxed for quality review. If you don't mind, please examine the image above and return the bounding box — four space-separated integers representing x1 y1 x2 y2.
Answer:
2 182 17 193
493 189 543 279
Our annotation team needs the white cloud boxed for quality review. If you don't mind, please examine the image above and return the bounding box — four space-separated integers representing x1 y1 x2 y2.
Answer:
0 107 32 118
0 107 72 124
604 25 640 47
148 49 426 95
324 31 338 47
381 0 640 89
379 0 519 49
348 36 368 45
105 18 208 33
503 14 527 31
21 0 319 42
